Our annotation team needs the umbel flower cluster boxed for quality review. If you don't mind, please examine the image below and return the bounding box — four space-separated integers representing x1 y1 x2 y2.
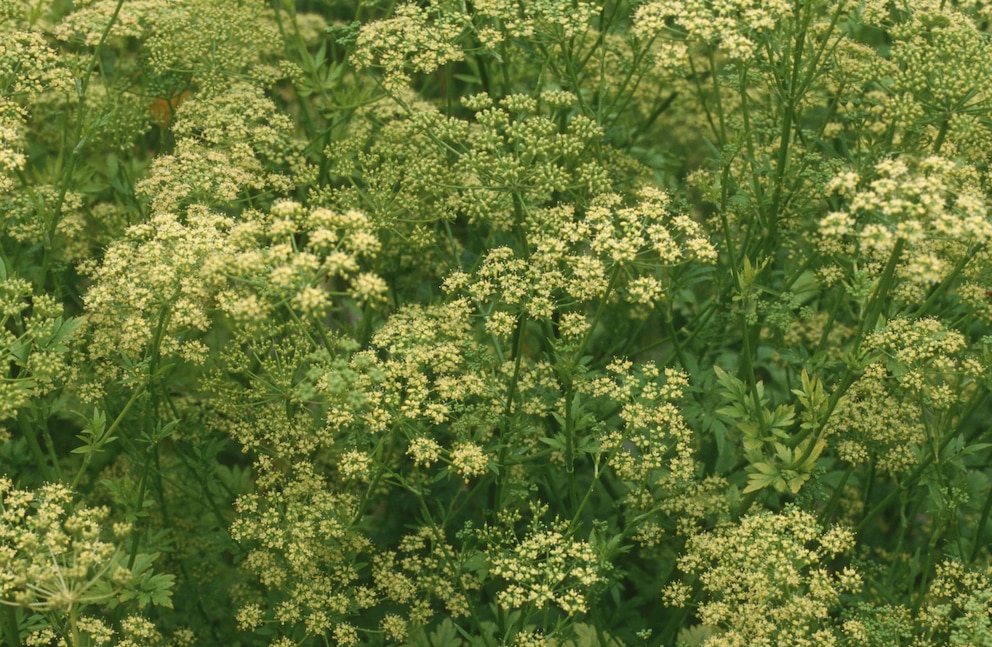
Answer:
3 0 992 645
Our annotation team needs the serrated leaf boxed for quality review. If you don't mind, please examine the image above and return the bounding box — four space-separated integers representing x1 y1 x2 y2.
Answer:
715 404 743 419
72 407 114 455
712 365 744 396
119 553 175 610
751 461 779 476
8 338 30 364
743 470 778 493
429 618 464 647
574 622 623 646
45 316 81 349
774 442 793 464
786 473 811 494
768 404 795 429
576 437 600 454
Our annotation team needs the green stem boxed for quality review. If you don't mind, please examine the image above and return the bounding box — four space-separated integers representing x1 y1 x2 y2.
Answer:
595 37 658 132
270 0 325 142
932 118 950 155
706 49 728 146
737 61 763 205
165 449 232 530
563 381 577 509
351 464 386 527
503 313 527 419
739 302 765 436
1 606 20 647
914 520 950 613
44 0 127 287
68 605 80 647
350 417 409 526
778 266 888 453
444 472 494 529
661 313 689 372
575 0 622 74
126 456 151 569
817 466 852 526
884 491 916 589
573 265 622 368
676 300 719 354
499 33 511 95
40 423 63 483
126 304 172 569
788 368 859 453
567 454 602 532
856 389 987 535
762 81 799 255
911 244 981 320
717 167 740 289
970 471 992 562
492 313 528 514
70 385 145 489
18 413 55 482
686 53 721 147
853 237 906 356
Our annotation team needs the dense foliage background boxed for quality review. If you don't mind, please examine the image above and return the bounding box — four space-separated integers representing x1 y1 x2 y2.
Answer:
4 0 992 645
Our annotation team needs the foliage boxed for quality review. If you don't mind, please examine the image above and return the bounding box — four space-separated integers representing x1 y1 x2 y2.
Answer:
2 0 992 645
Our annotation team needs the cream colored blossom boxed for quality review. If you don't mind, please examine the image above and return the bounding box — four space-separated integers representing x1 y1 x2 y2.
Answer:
665 507 859 644
634 0 793 59
450 442 488 481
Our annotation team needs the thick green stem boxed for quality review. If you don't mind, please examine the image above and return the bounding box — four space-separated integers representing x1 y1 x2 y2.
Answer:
1 606 20 647
68 605 80 647
19 413 55 482
970 473 992 562
817 466 852 526
932 118 949 155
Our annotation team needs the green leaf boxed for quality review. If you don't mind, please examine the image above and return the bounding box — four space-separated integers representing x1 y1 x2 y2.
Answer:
785 472 811 494
428 618 464 647
676 624 717 647
43 316 81 350
118 552 175 610
743 469 778 494
712 365 745 398
771 442 791 464
71 407 113 455
767 404 795 430
574 622 623 646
